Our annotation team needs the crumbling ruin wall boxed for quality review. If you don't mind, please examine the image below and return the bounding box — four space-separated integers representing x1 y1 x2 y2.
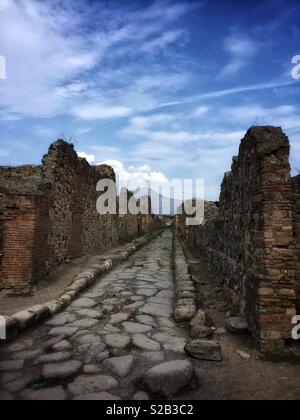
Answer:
41 140 119 267
0 164 52 291
0 140 157 291
178 127 297 353
292 175 300 311
117 189 140 239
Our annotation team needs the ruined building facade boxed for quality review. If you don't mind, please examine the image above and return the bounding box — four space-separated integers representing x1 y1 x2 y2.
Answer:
0 140 159 292
177 127 300 354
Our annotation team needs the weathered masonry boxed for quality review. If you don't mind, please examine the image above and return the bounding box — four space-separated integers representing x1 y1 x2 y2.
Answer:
293 175 300 313
0 140 159 292
177 126 300 354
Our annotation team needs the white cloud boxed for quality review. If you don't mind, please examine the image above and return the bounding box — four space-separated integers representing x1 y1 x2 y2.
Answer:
155 80 296 109
218 34 258 79
129 164 152 173
0 0 196 119
142 29 188 53
100 159 169 193
191 106 210 118
78 152 95 163
0 0 10 11
222 104 300 130
72 104 132 121
121 113 244 144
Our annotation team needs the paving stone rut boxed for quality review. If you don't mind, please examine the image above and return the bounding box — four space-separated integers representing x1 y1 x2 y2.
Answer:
0 231 194 400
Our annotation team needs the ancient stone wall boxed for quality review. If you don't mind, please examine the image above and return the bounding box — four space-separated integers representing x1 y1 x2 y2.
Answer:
292 175 300 311
117 189 140 239
178 127 298 353
0 140 158 291
41 140 119 268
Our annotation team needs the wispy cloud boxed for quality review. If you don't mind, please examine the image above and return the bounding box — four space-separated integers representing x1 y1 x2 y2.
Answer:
141 29 189 53
0 0 197 119
72 104 132 121
218 34 258 79
121 113 244 145
221 104 300 131
155 80 297 109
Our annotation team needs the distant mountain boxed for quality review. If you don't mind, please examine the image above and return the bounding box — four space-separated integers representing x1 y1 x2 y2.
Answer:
135 188 182 215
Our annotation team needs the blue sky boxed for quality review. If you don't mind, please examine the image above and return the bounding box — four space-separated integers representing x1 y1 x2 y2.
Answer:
0 0 300 200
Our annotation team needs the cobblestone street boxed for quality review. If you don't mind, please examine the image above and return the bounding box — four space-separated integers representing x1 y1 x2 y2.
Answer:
0 231 193 400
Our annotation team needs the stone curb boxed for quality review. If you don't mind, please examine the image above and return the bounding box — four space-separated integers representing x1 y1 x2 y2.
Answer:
173 234 197 322
1 231 163 342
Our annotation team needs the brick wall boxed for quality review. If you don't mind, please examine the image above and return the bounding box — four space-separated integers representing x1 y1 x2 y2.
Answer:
178 127 298 353
0 140 158 292
0 194 41 290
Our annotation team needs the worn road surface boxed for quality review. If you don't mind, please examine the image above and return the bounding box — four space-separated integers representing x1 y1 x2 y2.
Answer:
2 230 300 400
0 231 192 400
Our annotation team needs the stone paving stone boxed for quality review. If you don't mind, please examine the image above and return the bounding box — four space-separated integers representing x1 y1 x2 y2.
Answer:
132 334 161 351
83 365 101 374
12 349 42 362
103 355 134 378
143 360 194 398
84 291 105 299
140 303 172 318
7 339 33 353
148 297 172 305
69 319 99 329
46 313 76 327
35 352 72 365
152 333 187 353
0 371 22 386
0 391 14 400
0 360 24 372
0 231 200 400
156 290 174 299
123 322 153 334
133 391 149 400
52 340 72 352
74 334 102 345
21 386 67 401
105 334 131 349
130 296 144 302
125 302 145 310
74 309 103 319
3 371 42 393
48 326 78 337
95 351 110 363
140 352 165 364
73 392 121 400
99 325 121 335
109 313 130 324
135 315 156 326
70 298 97 309
42 361 82 380
158 318 176 328
68 375 118 396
